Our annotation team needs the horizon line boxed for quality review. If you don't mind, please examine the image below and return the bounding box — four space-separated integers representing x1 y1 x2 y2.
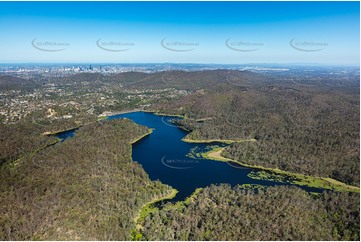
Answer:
0 62 359 67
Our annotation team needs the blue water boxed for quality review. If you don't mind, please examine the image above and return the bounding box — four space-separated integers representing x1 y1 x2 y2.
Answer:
58 111 323 201
56 128 77 140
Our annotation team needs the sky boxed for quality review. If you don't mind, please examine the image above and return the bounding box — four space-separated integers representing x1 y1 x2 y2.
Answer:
0 1 359 65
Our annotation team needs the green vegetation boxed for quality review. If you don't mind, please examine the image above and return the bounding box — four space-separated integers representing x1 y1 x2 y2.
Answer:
153 188 204 214
204 146 359 193
186 145 224 160
237 183 266 190
0 122 59 165
41 116 107 136
130 128 154 144
248 170 288 183
1 69 359 241
182 135 256 144
140 185 360 240
154 73 359 188
134 189 178 226
3 70 358 187
0 119 174 240
201 146 235 162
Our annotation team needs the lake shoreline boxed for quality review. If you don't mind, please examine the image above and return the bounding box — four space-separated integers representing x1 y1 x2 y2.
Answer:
130 128 154 144
43 109 142 136
131 188 178 239
204 146 360 193
100 108 144 117
52 110 360 194
42 116 107 136
116 110 360 193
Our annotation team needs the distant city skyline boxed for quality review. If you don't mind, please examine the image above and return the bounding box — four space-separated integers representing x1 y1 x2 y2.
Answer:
0 1 359 65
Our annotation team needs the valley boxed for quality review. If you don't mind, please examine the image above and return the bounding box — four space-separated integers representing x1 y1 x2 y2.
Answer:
0 67 359 240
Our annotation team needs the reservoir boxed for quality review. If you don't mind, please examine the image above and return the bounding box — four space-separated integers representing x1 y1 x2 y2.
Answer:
59 111 323 201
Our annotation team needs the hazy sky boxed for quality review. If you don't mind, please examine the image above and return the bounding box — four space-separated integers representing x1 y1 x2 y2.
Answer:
0 1 359 65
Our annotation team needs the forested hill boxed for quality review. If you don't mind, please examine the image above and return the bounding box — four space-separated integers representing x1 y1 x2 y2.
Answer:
119 69 268 90
54 69 268 90
0 75 38 91
2 69 358 187
0 119 173 240
11 69 357 187
148 71 360 187
0 68 359 240
140 185 360 241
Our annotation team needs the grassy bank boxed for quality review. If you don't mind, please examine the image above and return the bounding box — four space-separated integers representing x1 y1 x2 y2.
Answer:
203 146 359 193
131 188 178 240
202 146 232 161
134 188 178 225
130 127 177 240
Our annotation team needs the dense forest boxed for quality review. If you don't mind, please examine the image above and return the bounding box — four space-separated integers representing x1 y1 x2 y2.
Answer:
0 119 173 240
140 185 360 241
0 122 57 165
0 75 39 91
1 69 359 240
0 115 99 165
151 72 359 186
